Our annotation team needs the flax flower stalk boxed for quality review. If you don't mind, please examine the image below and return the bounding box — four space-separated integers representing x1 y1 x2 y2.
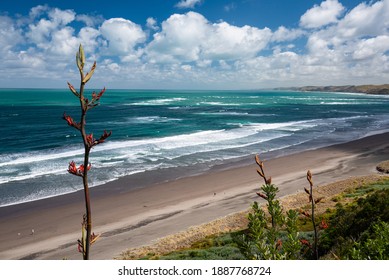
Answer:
64 45 111 260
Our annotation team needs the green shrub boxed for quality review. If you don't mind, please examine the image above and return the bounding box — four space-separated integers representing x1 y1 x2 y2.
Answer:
236 156 302 260
350 221 389 260
319 189 389 259
159 234 245 260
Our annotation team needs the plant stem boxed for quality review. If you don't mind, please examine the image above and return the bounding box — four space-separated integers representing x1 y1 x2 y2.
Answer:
79 82 91 260
310 184 318 260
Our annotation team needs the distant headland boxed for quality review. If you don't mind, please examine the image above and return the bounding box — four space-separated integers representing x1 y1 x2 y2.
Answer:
275 84 389 95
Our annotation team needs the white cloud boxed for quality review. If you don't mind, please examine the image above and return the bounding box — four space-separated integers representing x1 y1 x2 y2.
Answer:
271 26 305 42
78 27 100 52
307 34 331 55
26 8 76 48
175 0 203 9
146 17 159 30
296 0 389 86
196 59 212 68
146 12 208 63
203 22 272 60
353 35 389 60
100 18 146 56
300 0 345 29
2 2 389 89
76 14 104 27
181 64 192 71
146 12 272 63
336 0 389 38
48 8 76 25
29 5 49 19
47 27 79 55
27 18 56 46
0 16 24 51
18 51 45 67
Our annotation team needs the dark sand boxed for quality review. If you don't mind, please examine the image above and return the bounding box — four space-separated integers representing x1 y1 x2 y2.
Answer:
0 132 388 259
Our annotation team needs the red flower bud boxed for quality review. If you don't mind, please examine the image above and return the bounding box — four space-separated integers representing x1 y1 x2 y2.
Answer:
320 219 329 229
276 239 282 250
92 87 106 101
86 133 95 146
68 161 91 176
300 239 312 248
79 163 91 173
63 113 74 126
68 161 78 175
63 112 80 130
97 130 112 144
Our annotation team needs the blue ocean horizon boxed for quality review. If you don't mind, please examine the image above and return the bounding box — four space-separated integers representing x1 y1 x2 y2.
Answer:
1 88 389 207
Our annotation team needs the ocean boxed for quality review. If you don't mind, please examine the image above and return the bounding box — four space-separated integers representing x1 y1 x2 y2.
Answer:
1 89 389 207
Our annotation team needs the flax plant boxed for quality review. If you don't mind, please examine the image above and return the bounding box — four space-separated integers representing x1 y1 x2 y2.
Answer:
301 170 324 259
63 45 111 260
238 155 301 259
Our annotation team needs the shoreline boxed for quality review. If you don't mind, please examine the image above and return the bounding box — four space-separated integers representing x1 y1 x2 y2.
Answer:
1 132 389 259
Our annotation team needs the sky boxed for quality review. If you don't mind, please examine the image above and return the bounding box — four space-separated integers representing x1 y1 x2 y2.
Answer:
0 0 389 89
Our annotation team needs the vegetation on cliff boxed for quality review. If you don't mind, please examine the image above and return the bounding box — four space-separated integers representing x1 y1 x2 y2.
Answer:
276 84 389 95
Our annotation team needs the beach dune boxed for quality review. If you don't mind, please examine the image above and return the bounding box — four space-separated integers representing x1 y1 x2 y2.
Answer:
0 132 388 260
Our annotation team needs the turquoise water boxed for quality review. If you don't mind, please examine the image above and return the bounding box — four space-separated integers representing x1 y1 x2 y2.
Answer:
1 89 389 206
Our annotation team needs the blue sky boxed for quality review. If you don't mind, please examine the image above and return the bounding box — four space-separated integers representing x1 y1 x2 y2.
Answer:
1 0 389 89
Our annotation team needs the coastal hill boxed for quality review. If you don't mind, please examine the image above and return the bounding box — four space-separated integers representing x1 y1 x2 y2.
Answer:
276 84 389 95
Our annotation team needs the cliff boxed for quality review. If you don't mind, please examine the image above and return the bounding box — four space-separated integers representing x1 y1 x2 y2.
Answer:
276 84 389 95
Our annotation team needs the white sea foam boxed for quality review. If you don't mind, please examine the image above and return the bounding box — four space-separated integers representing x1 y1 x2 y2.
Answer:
197 112 249 116
249 120 318 132
320 101 381 105
95 121 311 153
199 102 241 106
131 97 187 106
130 116 181 123
0 148 84 167
0 119 312 186
1 113 363 192
0 168 65 184
161 133 291 161
195 112 274 117
0 120 317 169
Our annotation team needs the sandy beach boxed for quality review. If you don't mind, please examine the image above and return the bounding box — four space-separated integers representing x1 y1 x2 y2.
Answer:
0 132 388 260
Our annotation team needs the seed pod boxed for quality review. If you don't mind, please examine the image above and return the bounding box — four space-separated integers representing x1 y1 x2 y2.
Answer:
79 45 85 68
67 82 79 97
307 170 313 186
82 61 96 84
299 209 310 218
256 192 268 200
255 154 264 168
256 168 265 178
